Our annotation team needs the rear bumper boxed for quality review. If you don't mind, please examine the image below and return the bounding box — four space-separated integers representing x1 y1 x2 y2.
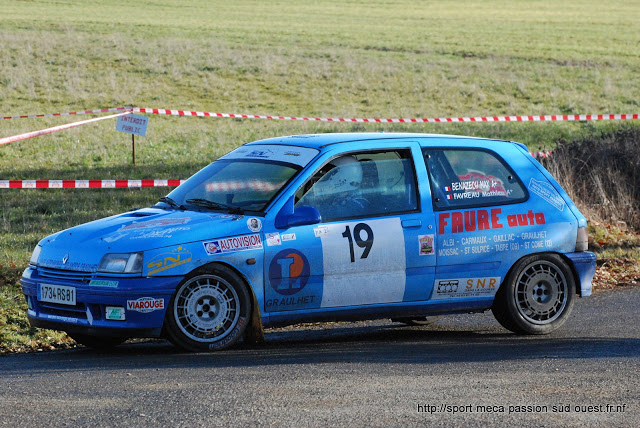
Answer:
564 251 597 297
21 266 181 338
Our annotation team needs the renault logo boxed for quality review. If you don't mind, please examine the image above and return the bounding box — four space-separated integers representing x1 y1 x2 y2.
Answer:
62 253 69 264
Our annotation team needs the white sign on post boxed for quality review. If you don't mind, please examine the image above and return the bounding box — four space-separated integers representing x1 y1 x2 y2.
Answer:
116 114 149 136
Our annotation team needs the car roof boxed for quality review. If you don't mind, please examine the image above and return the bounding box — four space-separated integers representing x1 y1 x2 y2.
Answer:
245 133 518 150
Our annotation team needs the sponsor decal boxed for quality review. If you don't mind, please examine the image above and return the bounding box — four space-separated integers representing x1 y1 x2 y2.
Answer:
281 233 296 242
221 145 319 167
123 217 191 230
268 249 310 296
146 246 192 275
266 232 281 246
89 280 118 288
39 258 98 272
105 306 126 321
246 149 274 159
126 297 165 313
438 209 545 234
431 277 500 299
265 295 316 308
44 314 79 324
203 234 263 255
419 234 435 255
247 217 262 232
130 226 191 240
529 178 566 211
313 226 329 237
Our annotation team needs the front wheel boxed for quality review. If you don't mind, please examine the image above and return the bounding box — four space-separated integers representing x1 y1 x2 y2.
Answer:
166 265 251 352
492 254 575 334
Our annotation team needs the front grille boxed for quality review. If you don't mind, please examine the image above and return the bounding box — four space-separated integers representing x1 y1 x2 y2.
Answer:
38 267 93 283
39 301 88 320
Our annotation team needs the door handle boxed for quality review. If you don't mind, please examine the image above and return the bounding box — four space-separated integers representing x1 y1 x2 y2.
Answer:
401 219 422 228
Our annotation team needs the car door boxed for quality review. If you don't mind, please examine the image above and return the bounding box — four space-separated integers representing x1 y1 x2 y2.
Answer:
422 146 530 301
263 143 436 314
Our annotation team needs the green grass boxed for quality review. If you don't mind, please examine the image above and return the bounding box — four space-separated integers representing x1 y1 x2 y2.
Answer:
1 0 639 350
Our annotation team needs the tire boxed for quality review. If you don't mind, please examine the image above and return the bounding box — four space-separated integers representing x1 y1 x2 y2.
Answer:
69 333 126 350
391 316 443 326
165 265 251 352
492 253 575 335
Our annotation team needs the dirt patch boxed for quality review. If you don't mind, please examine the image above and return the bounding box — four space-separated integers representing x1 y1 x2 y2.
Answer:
593 257 640 292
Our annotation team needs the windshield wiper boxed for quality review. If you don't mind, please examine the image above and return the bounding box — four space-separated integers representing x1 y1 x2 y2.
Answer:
158 196 186 210
185 198 244 214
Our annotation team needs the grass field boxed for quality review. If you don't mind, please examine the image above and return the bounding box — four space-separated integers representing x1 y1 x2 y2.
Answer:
1 0 639 350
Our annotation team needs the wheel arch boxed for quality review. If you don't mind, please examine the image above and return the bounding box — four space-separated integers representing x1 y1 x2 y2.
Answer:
497 251 580 297
181 260 265 345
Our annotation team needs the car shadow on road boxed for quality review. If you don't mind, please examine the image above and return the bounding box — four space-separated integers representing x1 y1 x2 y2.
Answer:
2 322 639 375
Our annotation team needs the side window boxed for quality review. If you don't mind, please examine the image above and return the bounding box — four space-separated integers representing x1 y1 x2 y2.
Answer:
423 148 526 210
295 150 419 222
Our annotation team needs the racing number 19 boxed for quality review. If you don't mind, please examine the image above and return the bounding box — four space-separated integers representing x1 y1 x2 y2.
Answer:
342 223 374 263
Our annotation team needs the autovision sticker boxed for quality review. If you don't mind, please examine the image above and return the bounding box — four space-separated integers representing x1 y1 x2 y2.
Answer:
203 234 263 255
430 277 501 300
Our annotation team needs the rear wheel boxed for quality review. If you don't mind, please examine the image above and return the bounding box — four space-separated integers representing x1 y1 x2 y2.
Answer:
166 265 251 352
492 254 575 334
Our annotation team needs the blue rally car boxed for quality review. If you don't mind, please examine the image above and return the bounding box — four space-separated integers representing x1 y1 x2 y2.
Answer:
22 133 596 351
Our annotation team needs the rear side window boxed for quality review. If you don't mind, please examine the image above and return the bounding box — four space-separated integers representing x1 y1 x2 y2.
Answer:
423 148 527 210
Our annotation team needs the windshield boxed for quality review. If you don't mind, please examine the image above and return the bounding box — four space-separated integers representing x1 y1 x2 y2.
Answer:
160 145 319 213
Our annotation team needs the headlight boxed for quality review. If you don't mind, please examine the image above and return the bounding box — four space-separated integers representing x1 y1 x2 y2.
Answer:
30 245 42 266
98 253 143 274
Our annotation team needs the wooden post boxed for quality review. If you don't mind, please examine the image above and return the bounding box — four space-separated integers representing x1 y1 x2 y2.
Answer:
132 134 136 165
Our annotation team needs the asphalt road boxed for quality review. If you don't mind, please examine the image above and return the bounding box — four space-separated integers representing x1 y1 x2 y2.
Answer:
1 287 638 427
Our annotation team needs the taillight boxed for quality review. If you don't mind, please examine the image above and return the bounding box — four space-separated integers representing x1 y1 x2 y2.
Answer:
575 226 588 252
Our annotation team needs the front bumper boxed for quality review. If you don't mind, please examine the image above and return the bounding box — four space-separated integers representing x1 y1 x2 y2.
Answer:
21 266 182 338
564 251 597 297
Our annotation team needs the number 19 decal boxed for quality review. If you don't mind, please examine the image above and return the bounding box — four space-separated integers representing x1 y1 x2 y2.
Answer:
341 223 374 263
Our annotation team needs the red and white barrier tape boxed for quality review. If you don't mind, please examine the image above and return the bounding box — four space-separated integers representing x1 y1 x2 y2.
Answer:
2 106 638 124
1 107 130 121
531 151 552 159
133 108 640 124
0 111 131 146
0 180 184 189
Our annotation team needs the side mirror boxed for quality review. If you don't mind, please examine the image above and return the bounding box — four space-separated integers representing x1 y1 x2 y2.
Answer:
275 196 321 228
286 205 321 227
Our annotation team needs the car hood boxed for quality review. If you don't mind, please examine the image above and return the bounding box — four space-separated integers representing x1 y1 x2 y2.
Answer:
36 208 257 272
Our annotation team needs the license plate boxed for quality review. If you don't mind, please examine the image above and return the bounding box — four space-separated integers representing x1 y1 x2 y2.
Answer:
39 283 76 306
